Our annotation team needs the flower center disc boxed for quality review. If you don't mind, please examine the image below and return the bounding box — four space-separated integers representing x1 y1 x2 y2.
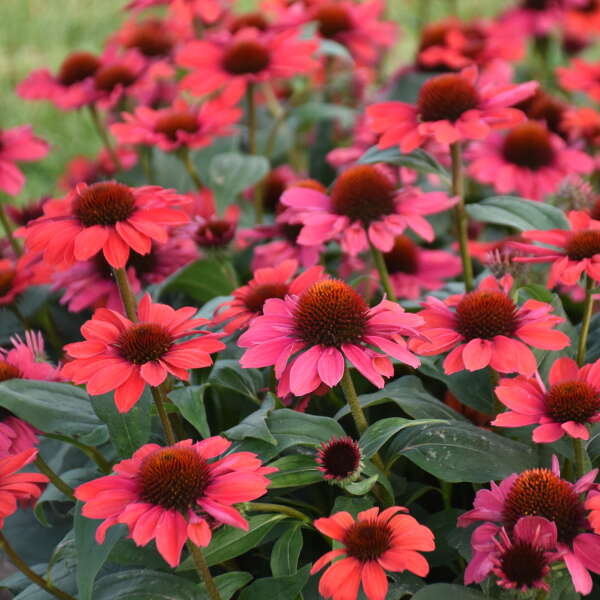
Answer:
294 280 368 347
58 52 101 86
0 360 21 382
315 4 354 38
222 40 271 75
499 541 548 588
124 20 174 57
383 236 419 274
230 13 270 33
343 520 392 562
330 165 396 225
319 437 361 480
94 65 137 92
501 468 585 544
455 290 517 340
566 230 600 261
139 447 211 511
154 111 199 141
417 74 480 122
117 323 173 364
502 122 555 170
73 182 136 227
545 381 600 424
244 283 289 313
0 269 16 297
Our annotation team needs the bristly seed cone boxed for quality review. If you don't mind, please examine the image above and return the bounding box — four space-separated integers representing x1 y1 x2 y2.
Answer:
455 290 518 340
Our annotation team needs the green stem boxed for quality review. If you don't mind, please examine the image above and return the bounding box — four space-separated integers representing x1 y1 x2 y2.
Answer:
112 268 138 322
140 146 156 185
450 142 474 293
577 275 594 366
178 147 203 191
34 455 75 501
536 588 548 600
369 241 397 302
0 532 77 600
187 542 223 600
246 83 264 225
243 502 311 524
9 304 30 330
0 202 22 257
88 106 122 172
38 305 63 355
43 433 111 474
151 386 177 446
440 481 453 510
572 437 586 481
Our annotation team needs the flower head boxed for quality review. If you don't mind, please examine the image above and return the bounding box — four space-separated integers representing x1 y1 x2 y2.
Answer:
458 459 600 595
316 437 362 484
75 437 275 567
0 258 30 306
239 278 423 396
281 165 456 256
558 58 600 103
410 274 570 376
312 506 434 600
0 331 62 383
493 356 600 442
367 66 537 152
467 121 594 201
214 259 325 334
115 17 177 59
62 294 225 412
23 181 189 269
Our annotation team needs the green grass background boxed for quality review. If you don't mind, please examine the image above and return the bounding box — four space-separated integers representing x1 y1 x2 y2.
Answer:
0 0 495 201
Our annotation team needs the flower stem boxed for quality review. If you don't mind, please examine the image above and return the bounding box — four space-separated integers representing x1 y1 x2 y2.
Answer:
43 433 111 474
572 437 586 481
88 106 122 172
112 267 138 322
0 202 22 257
246 83 264 225
187 542 223 600
34 455 75 501
577 275 595 366
0 531 77 600
243 502 311 524
151 385 177 446
450 142 474 293
369 241 397 302
178 147 203 191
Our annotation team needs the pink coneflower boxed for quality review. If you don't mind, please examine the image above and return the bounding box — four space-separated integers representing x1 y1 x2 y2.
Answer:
380 235 461 300
492 356 600 442
464 516 560 591
0 125 49 197
169 0 232 25
562 107 600 147
0 258 30 306
111 95 241 153
515 89 567 136
467 121 594 202
558 58 600 102
499 0 565 36
281 165 457 256
114 17 178 59
214 259 325 334
61 294 225 412
0 412 39 459
409 274 570 376
311 506 434 600
52 235 197 313
316 437 362 484
22 181 189 270
458 458 600 595
239 278 424 396
17 51 101 111
0 331 62 383
193 205 240 249
177 28 318 98
0 449 48 526
511 211 600 287
6 197 49 228
366 66 537 152
75 437 275 567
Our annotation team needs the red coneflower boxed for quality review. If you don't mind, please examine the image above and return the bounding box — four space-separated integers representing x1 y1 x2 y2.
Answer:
316 437 363 484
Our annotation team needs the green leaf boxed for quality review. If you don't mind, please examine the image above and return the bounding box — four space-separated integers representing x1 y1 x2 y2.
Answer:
267 455 322 489
238 564 311 600
74 502 126 600
466 196 569 231
0 380 108 445
270 523 303 577
209 359 264 402
358 145 450 183
331 496 374 517
335 376 467 421
317 39 354 62
411 584 486 599
386 420 537 482
178 514 287 571
268 409 346 451
226 396 276 445
91 389 151 458
343 475 379 496
294 103 357 129
168 385 210 438
164 258 235 304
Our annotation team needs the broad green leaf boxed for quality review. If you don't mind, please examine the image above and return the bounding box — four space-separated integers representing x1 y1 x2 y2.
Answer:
238 564 311 600
267 455 322 489
226 396 276 445
466 196 569 231
268 409 346 450
294 103 356 129
331 496 374 517
209 359 264 402
343 474 379 496
169 385 210 438
164 258 235 304
411 584 486 599
0 380 107 446
317 39 353 62
74 502 126 600
270 523 303 577
91 389 151 458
